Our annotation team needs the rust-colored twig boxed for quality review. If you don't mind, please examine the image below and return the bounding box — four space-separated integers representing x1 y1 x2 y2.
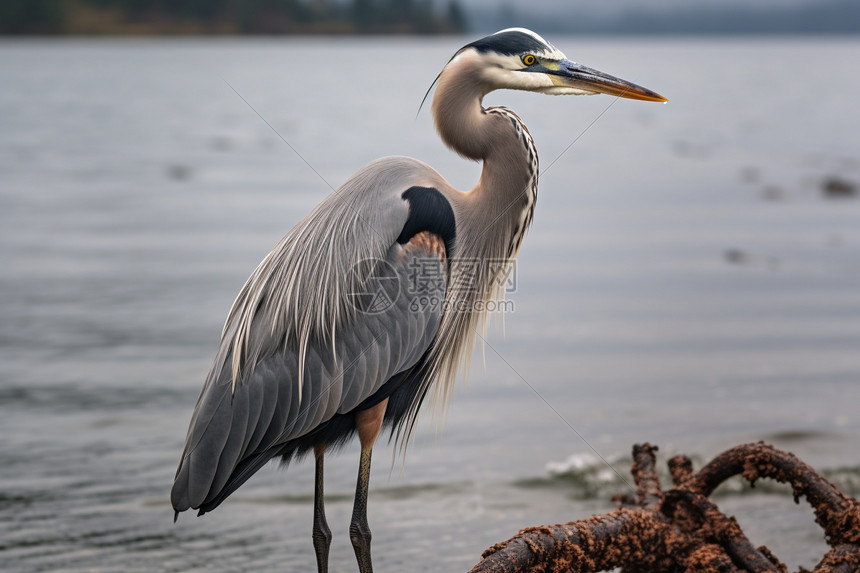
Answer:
661 489 784 572
632 442 663 508
468 442 860 573
684 442 860 547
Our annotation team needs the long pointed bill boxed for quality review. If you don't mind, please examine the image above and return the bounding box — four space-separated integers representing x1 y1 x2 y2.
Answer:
552 60 667 102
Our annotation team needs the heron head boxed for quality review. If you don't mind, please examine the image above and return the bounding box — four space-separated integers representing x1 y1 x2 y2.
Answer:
451 28 667 102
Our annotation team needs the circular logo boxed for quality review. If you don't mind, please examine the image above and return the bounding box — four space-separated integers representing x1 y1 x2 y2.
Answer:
346 257 401 315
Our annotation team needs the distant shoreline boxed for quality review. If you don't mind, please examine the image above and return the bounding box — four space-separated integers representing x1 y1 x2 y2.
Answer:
0 0 468 36
3 0 859 37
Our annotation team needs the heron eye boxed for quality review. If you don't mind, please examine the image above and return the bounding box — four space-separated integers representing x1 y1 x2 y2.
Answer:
521 54 536 66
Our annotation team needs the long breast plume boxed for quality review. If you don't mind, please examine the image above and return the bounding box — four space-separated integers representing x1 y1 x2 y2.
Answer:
397 108 538 448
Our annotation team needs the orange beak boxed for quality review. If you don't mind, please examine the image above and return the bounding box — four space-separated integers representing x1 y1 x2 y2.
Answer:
551 60 667 102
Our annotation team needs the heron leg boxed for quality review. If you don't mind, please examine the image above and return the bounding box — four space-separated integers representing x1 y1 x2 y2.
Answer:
312 444 332 573
350 398 388 573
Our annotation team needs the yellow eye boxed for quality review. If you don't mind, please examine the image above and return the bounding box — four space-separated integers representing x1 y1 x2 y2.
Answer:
521 54 536 66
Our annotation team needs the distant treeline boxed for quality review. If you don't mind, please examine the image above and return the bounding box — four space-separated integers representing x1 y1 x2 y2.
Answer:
0 0 468 35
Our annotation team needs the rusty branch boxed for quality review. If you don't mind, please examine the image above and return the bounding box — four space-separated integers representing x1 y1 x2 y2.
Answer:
469 509 677 573
814 544 860 573
468 442 860 573
662 489 784 572
686 442 860 546
668 454 694 486
632 442 662 508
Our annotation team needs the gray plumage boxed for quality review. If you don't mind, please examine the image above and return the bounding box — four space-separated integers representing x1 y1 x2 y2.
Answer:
171 27 666 573
172 157 446 512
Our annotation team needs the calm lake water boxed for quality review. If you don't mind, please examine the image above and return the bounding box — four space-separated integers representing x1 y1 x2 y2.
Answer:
1 36 859 572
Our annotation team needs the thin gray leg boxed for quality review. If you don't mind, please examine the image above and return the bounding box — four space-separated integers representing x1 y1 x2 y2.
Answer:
312 446 332 573
349 445 374 573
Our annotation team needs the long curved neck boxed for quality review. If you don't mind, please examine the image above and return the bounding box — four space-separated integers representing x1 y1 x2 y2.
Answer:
417 52 540 431
430 54 538 259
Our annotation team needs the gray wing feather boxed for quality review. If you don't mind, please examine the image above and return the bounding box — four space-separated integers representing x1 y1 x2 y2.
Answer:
172 157 448 512
173 243 443 511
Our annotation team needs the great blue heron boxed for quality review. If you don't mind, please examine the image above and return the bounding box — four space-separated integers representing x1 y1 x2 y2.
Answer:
171 28 666 572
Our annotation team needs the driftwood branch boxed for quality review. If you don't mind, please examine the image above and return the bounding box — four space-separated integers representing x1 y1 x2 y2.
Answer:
469 442 860 573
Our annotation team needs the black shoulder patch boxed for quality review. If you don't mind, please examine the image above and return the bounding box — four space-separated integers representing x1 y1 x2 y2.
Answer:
465 30 547 56
397 186 457 258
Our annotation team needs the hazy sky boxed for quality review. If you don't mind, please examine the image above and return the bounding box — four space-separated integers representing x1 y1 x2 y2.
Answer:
462 0 815 14
458 0 857 34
